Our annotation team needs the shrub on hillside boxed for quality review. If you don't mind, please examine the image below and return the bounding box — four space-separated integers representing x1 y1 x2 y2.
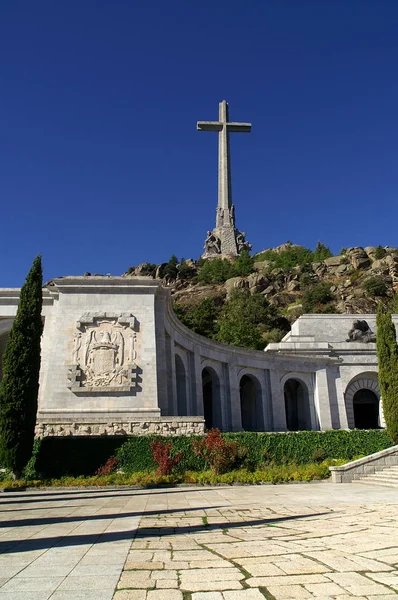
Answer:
364 277 388 297
254 242 332 271
215 289 290 350
374 245 386 260
234 249 255 276
197 258 236 284
302 283 335 313
173 296 222 339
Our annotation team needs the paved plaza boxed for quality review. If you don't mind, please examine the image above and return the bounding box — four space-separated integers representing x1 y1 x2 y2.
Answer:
0 482 397 599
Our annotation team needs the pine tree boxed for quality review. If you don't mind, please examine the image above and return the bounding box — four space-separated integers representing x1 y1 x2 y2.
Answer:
376 302 398 444
0 256 43 478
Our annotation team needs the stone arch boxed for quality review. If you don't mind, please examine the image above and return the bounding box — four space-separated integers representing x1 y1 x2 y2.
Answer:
345 374 382 429
282 375 313 431
280 372 317 431
201 365 222 430
239 373 264 431
175 353 188 416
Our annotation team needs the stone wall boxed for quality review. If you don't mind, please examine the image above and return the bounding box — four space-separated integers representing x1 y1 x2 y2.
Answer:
35 417 205 438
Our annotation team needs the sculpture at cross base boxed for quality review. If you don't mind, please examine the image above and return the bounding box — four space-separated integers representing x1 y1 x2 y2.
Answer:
198 100 252 259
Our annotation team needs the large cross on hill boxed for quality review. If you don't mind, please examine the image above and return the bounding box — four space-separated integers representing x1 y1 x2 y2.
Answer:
197 100 251 213
197 101 252 258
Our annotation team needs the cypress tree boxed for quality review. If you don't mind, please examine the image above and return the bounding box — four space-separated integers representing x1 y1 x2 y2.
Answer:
376 302 398 444
393 292 398 314
0 256 43 478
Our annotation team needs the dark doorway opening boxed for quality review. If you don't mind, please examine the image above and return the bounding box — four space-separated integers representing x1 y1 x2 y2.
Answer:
353 389 379 429
175 354 187 415
202 367 221 430
284 378 311 431
240 375 264 431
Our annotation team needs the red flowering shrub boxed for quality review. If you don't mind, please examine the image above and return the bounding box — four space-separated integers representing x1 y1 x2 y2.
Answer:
150 440 182 476
95 456 119 476
193 429 239 474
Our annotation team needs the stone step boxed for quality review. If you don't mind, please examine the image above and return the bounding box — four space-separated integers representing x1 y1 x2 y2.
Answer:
369 471 398 478
362 475 398 483
354 479 398 488
353 465 398 488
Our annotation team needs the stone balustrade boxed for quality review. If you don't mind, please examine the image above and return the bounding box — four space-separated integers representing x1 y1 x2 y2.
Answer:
329 444 398 483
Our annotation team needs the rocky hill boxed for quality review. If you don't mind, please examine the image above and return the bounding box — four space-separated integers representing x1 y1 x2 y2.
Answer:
123 243 398 349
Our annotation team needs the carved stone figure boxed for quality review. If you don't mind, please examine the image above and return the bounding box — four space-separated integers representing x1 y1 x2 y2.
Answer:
346 320 376 343
236 231 252 252
68 313 137 391
204 231 221 255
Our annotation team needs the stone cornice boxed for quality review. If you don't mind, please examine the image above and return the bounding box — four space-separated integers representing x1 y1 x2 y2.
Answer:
163 292 338 367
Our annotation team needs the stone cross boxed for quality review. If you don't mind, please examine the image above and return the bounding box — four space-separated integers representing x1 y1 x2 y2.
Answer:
197 100 251 214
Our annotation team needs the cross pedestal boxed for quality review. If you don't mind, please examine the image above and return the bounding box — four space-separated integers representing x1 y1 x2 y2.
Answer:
197 100 252 258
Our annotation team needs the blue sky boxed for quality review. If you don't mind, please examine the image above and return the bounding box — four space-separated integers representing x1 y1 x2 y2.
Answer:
1 0 398 286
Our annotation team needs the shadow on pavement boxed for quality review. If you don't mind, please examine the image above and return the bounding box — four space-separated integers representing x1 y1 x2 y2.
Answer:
0 512 328 554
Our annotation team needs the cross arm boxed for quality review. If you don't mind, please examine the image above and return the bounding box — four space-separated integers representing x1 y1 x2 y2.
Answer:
197 121 223 132
227 123 251 132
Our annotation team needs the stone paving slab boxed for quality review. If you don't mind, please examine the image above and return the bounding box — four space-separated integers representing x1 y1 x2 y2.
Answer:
0 482 397 599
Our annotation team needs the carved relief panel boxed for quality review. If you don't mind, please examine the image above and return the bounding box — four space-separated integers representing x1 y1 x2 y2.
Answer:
68 312 138 393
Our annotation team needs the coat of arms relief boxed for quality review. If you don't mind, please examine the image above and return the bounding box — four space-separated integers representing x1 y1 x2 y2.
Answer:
68 312 138 392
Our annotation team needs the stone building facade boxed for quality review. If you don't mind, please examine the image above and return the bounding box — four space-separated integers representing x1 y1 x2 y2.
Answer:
0 277 395 437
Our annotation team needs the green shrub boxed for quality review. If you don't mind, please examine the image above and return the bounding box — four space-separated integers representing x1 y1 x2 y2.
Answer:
254 243 332 271
173 297 222 339
364 277 388 297
0 463 333 488
197 259 236 284
312 242 332 262
234 249 255 277
254 246 313 270
374 245 386 260
302 283 334 313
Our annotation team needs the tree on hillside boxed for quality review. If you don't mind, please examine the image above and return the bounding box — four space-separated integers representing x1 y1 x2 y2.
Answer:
234 249 255 277
376 303 398 444
174 297 222 339
0 256 43 479
215 289 289 350
163 255 179 281
313 242 332 262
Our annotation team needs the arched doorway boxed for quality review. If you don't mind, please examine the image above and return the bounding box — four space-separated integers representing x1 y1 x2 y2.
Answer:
202 367 221 430
240 374 263 431
175 354 188 415
284 378 311 431
344 375 382 429
353 389 379 429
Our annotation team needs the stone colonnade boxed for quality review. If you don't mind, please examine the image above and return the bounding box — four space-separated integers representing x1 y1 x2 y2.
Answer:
0 280 386 435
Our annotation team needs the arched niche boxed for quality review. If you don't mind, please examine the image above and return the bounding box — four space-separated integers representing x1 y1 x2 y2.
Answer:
175 353 188 416
239 374 264 431
202 366 222 430
345 374 382 429
283 378 312 431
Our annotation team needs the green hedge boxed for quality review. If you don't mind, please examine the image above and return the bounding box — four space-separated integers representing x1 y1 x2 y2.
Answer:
117 430 392 473
33 429 391 477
